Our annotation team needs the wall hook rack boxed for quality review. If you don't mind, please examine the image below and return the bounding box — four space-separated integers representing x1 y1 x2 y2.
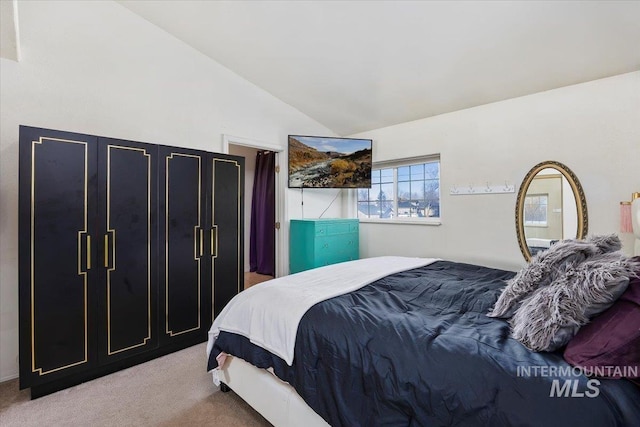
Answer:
450 182 515 196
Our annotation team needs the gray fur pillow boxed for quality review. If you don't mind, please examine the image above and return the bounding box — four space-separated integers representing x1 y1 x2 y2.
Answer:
588 234 624 253
510 252 639 352
488 234 621 318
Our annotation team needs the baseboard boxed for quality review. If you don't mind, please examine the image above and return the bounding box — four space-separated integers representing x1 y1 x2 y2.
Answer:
1 373 19 383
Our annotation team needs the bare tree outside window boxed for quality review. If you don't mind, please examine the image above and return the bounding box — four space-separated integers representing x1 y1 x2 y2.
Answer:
357 159 440 220
524 194 548 226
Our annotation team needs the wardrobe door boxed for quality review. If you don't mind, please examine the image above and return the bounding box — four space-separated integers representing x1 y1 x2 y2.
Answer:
19 126 98 388
158 147 210 344
97 138 158 362
210 154 244 318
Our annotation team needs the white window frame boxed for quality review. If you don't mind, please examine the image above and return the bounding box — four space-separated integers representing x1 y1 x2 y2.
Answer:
356 155 441 225
524 193 549 227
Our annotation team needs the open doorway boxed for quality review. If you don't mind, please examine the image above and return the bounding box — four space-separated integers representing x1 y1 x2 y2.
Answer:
225 136 283 288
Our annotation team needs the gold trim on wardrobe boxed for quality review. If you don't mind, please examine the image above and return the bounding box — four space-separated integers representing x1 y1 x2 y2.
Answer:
165 153 202 336
106 145 151 355
31 137 89 375
211 158 241 322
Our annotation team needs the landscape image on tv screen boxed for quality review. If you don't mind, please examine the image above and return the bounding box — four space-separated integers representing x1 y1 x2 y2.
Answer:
288 135 372 188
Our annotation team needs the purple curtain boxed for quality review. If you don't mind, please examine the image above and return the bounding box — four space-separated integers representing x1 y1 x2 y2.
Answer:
250 151 276 276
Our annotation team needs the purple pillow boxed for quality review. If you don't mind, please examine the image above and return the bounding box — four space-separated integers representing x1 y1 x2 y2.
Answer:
563 258 640 379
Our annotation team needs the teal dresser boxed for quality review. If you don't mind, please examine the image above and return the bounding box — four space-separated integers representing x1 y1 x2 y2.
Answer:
289 219 359 273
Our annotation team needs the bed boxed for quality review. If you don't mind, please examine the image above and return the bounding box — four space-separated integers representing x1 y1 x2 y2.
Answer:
525 238 559 257
206 256 640 426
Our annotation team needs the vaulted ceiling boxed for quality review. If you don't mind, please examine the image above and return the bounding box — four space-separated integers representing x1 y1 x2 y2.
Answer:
119 1 640 135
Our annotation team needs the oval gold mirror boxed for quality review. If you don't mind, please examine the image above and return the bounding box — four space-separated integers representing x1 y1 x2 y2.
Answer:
516 161 588 261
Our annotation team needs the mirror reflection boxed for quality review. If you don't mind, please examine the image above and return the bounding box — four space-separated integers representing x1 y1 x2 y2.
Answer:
516 161 588 261
523 168 578 255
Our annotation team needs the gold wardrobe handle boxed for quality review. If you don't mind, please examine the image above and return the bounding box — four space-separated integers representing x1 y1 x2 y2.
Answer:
78 232 91 273
104 231 115 269
104 234 109 268
86 235 91 270
194 227 204 258
211 226 218 258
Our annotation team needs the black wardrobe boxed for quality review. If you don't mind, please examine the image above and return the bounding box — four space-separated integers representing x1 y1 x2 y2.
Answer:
18 126 244 397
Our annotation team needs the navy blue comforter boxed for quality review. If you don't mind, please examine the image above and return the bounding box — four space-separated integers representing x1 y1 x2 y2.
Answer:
209 261 640 426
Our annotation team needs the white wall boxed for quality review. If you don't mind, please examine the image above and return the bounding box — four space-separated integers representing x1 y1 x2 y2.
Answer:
287 187 345 220
351 72 640 271
0 0 335 381
0 0 20 61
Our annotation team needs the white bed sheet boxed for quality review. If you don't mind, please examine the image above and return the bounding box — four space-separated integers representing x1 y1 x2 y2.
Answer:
207 256 438 366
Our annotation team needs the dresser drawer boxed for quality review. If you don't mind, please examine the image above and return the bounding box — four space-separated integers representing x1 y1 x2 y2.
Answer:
314 235 358 254
316 251 358 268
290 218 359 273
315 221 358 236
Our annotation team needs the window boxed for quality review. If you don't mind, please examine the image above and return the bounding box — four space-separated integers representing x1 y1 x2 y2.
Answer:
357 156 440 222
524 194 548 226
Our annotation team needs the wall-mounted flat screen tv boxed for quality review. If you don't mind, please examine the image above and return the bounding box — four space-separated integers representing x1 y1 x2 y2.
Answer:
288 135 372 188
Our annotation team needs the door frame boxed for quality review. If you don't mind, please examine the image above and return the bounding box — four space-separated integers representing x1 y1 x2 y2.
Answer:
222 134 285 278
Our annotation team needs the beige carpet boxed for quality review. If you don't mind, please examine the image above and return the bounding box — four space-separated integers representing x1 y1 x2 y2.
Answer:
0 343 271 426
